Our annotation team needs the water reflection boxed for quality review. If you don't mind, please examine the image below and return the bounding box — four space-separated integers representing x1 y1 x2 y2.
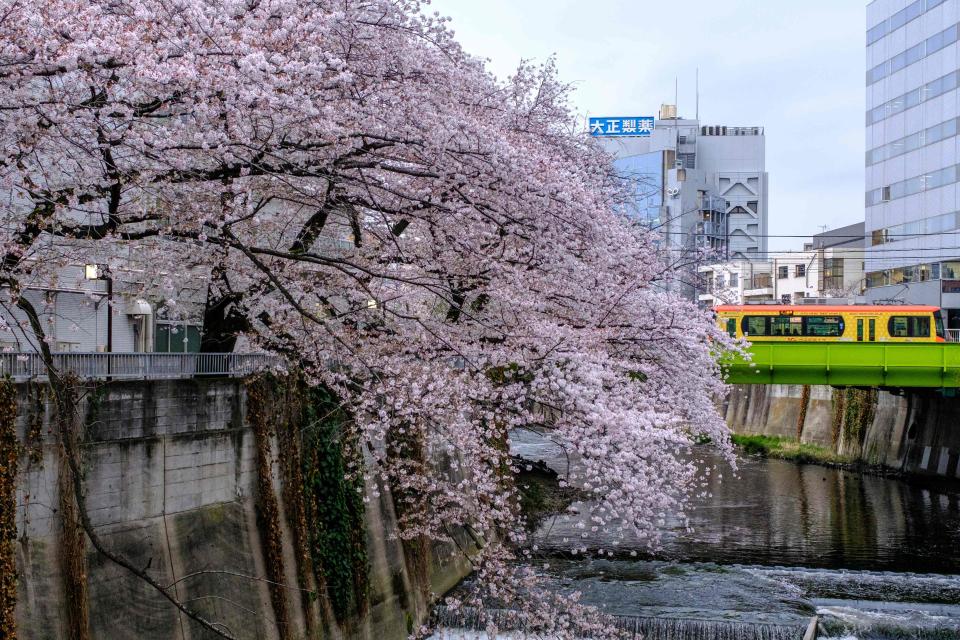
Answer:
513 432 960 573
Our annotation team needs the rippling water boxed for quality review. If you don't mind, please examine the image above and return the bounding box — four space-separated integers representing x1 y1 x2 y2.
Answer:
512 430 960 574
438 430 960 639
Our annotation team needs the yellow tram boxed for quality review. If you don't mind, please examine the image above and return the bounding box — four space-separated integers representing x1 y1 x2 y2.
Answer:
716 305 946 343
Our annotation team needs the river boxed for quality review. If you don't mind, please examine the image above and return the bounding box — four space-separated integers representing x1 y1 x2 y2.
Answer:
434 431 960 640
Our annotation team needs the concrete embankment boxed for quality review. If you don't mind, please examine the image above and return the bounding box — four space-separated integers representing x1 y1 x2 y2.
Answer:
726 383 960 478
10 378 471 639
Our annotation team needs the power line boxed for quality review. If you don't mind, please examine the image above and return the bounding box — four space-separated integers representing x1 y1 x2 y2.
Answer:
657 229 960 240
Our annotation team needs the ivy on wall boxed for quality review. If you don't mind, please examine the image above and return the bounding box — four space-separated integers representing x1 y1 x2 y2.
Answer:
829 387 878 451
830 388 847 447
0 379 18 638
274 377 322 637
842 388 878 448
55 377 89 640
300 384 368 623
796 385 810 441
245 377 292 640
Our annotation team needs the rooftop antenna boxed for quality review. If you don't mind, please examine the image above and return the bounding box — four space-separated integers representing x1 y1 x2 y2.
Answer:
674 76 678 117
696 67 699 122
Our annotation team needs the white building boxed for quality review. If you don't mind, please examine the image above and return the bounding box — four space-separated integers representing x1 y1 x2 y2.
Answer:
698 254 818 307
865 0 960 331
594 105 768 299
698 223 866 307
0 263 205 354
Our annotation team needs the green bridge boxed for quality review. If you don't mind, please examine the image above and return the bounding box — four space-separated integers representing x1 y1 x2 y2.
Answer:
721 342 960 388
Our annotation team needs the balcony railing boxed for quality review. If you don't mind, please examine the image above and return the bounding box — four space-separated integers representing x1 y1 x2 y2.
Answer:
947 329 960 343
0 352 282 381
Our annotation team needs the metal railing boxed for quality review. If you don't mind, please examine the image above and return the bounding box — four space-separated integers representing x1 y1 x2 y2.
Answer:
0 352 282 381
947 329 960 343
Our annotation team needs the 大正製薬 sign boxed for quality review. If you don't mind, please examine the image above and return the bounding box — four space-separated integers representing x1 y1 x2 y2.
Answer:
589 117 655 137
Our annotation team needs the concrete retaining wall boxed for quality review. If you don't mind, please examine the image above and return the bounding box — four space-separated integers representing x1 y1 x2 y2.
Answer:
726 384 960 480
12 379 470 639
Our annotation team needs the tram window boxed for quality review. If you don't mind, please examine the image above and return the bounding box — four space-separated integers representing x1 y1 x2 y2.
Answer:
725 318 737 337
770 316 803 336
741 315 806 336
888 316 930 337
742 316 768 336
803 316 844 337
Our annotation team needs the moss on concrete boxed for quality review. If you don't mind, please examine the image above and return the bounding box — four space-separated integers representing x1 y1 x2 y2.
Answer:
731 434 851 465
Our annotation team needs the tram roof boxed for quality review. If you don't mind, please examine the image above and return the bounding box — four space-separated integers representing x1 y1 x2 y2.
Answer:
716 305 941 313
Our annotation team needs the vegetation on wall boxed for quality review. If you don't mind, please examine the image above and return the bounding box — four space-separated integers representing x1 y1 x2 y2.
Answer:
842 388 878 449
385 420 431 605
274 378 322 638
731 434 848 465
796 385 811 441
300 384 368 623
53 378 90 640
830 388 847 447
0 379 18 638
245 377 292 640
25 383 45 466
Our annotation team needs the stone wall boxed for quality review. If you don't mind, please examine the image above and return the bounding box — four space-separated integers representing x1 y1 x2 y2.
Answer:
725 384 960 480
11 378 471 639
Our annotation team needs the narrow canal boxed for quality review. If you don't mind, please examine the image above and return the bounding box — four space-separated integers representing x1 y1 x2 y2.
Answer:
435 431 960 639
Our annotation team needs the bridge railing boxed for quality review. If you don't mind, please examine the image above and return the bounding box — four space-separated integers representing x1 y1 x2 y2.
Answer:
0 352 282 381
947 329 960 343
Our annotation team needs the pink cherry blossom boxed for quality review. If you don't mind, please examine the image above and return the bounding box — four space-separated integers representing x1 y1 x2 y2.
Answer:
0 1 738 636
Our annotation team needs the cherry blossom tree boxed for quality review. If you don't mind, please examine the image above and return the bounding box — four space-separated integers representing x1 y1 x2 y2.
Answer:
0 0 736 636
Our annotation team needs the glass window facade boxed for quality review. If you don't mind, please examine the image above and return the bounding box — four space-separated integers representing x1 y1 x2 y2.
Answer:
822 258 845 291
867 23 959 85
614 152 663 226
871 210 960 245
866 117 960 166
866 69 960 126
867 0 945 45
864 261 960 287
866 164 960 206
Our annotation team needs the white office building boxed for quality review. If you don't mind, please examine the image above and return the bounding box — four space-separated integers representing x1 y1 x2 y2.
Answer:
865 0 960 330
595 105 769 300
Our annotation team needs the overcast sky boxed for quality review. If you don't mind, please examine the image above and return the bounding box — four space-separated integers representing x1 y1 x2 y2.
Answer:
430 0 866 251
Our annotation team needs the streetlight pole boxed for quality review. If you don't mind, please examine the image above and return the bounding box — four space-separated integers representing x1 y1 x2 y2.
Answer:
86 264 113 378
106 273 113 355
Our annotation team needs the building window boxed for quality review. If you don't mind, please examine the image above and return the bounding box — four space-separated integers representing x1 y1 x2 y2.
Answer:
795 264 806 278
715 275 725 289
942 262 960 279
730 273 739 288
155 323 202 352
778 266 789 279
888 316 930 338
823 258 845 291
